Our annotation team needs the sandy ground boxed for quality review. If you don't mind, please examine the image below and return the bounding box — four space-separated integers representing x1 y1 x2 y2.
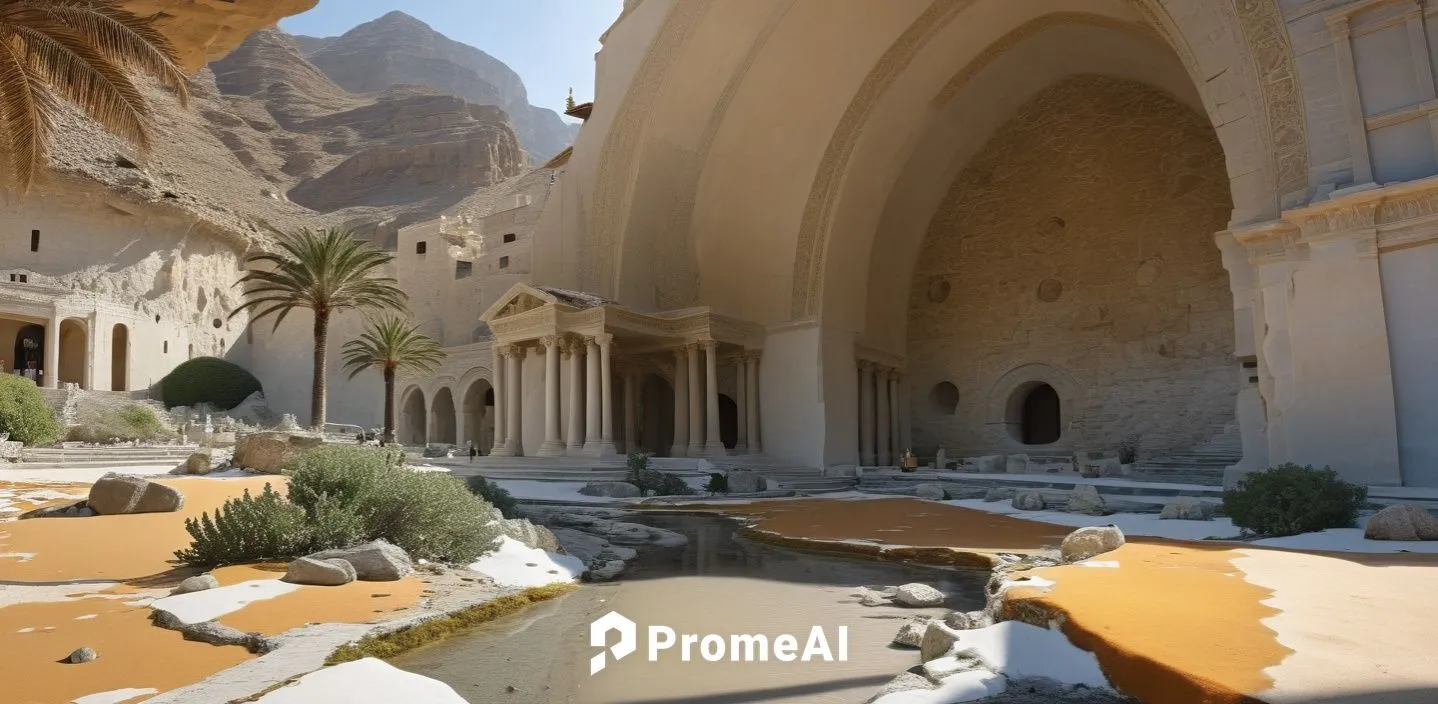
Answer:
0 475 426 703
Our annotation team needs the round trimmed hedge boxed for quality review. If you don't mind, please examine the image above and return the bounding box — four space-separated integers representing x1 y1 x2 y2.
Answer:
160 357 262 410
0 375 62 446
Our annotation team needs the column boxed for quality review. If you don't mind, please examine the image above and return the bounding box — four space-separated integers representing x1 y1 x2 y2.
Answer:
891 371 905 455
566 338 585 454
734 355 748 454
686 343 704 456
534 336 563 457
490 345 509 455
858 360 875 465
703 340 726 457
670 348 690 457
876 367 892 466
745 352 761 454
84 313 96 390
584 336 602 453
596 334 617 455
43 314 60 388
1328 16 1374 186
504 345 525 455
623 372 638 454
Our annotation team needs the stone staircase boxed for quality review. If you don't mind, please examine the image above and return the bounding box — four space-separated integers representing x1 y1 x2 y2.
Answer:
16 444 199 470
712 456 856 492
858 469 1223 513
434 452 854 492
1128 424 1243 486
37 387 174 431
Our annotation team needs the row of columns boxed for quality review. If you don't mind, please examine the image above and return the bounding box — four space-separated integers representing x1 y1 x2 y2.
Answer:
487 335 761 458
858 360 903 466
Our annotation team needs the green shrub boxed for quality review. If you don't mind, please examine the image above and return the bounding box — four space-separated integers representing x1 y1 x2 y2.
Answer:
705 473 728 494
1223 463 1368 537
467 475 518 518
177 445 502 567
160 356 262 410
0 375 62 446
67 404 171 443
175 484 310 566
625 452 693 497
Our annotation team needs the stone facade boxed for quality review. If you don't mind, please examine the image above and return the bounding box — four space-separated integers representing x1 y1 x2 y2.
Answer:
906 76 1235 457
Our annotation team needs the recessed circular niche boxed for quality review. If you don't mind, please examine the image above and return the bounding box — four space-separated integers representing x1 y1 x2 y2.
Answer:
154 314 161 323
1037 279 1063 303
927 276 952 303
1037 216 1066 236
928 382 959 415
1135 258 1161 287
212 318 223 329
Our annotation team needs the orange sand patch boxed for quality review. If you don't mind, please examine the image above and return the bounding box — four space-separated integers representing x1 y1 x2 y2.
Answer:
0 596 252 704
705 497 1071 552
212 564 425 636
0 476 285 583
1006 541 1290 704
0 481 92 516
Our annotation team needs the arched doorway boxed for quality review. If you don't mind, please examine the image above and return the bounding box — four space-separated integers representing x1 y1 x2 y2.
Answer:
640 374 674 455
400 388 427 445
430 387 457 445
58 318 87 388
10 324 44 381
1019 384 1061 445
462 379 495 453
718 394 738 450
111 324 129 391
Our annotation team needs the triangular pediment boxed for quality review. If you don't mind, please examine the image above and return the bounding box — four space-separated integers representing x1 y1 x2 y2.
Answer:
479 283 557 323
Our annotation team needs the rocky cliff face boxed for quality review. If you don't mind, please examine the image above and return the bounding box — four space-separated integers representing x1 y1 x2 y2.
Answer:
302 11 575 164
120 0 319 72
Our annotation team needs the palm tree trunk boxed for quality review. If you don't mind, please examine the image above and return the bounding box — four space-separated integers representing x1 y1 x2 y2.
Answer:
312 309 329 430
383 364 396 445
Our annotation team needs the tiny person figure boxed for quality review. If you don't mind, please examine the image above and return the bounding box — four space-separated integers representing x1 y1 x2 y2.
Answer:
468 441 477 463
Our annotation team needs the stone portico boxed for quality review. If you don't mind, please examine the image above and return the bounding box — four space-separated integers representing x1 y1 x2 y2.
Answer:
477 284 764 459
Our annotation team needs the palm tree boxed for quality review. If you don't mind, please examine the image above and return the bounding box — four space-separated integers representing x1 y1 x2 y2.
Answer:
341 315 446 445
0 0 190 191
231 228 407 430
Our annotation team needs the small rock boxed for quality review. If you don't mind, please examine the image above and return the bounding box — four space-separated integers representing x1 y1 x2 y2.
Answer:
983 487 1015 503
914 483 947 501
973 455 1005 474
586 560 627 582
1066 485 1107 516
865 672 936 703
919 621 961 661
1011 491 1045 511
1159 498 1215 521
67 647 97 664
859 591 892 607
284 556 357 586
943 610 988 630
171 575 220 595
1365 505 1438 541
1061 525 1126 563
578 481 642 498
505 685 518 693
307 540 412 581
893 583 945 607
1006 454 1029 474
892 616 932 647
726 470 765 494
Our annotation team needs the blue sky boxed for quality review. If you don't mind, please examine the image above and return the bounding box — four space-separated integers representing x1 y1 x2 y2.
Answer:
280 1 624 118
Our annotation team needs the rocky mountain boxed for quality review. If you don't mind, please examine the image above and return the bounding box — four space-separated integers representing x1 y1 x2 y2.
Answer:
298 11 575 165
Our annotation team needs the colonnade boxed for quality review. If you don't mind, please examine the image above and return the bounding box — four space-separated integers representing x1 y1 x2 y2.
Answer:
857 360 905 466
488 334 761 458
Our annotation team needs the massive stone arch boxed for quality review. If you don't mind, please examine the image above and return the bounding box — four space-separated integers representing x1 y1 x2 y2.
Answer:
399 386 426 446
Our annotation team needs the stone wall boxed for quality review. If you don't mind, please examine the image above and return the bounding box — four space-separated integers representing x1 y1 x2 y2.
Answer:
905 76 1236 457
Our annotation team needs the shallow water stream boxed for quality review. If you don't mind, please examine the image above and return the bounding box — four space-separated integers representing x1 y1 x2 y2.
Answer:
391 512 988 704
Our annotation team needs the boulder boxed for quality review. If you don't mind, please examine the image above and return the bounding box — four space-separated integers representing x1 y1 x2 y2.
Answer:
171 575 219 595
180 452 211 475
1076 451 1121 478
893 582 945 607
587 560 627 582
1061 525 1126 563
919 621 962 661
866 672 937 703
577 481 642 499
914 483 948 501
307 540 413 581
973 455 1005 474
232 432 323 474
1159 498 1215 521
1006 454 1029 474
88 474 184 515
943 610 989 631
726 470 765 494
67 647 97 664
1364 505 1438 541
497 517 561 552
284 556 357 586
1011 491 1046 511
983 487 1015 503
892 616 933 647
1066 485 1107 516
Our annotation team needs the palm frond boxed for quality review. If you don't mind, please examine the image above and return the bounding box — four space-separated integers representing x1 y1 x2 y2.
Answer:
342 315 447 381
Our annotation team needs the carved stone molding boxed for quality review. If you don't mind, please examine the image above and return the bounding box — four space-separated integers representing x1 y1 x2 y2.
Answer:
1231 176 1438 258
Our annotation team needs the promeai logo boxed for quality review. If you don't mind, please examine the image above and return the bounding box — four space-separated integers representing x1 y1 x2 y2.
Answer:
588 611 848 675
590 611 638 675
